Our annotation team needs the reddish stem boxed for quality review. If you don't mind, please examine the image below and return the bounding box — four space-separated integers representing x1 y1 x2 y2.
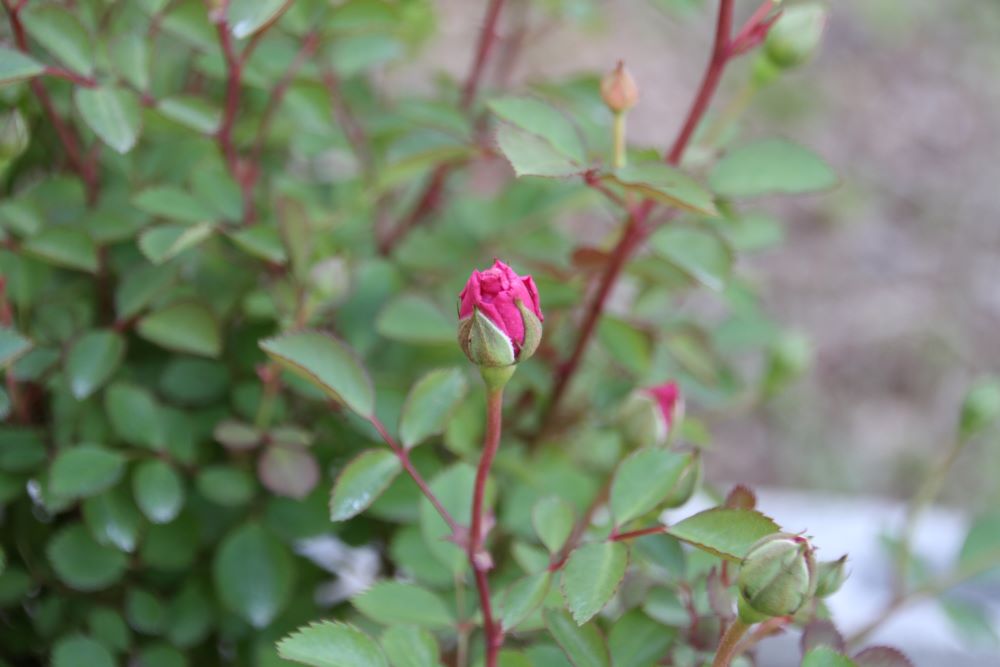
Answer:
5 1 99 202
469 388 505 667
369 417 459 532
247 31 320 205
668 0 734 165
610 525 668 542
461 0 507 110
42 67 97 87
321 67 374 183
380 0 509 255
213 9 243 178
536 0 736 434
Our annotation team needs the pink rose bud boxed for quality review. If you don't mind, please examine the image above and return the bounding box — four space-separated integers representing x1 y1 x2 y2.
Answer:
618 381 685 448
458 259 543 368
600 61 639 113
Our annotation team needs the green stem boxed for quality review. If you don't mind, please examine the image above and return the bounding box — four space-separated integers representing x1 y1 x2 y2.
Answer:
612 111 627 169
712 618 750 667
701 79 758 149
896 436 965 592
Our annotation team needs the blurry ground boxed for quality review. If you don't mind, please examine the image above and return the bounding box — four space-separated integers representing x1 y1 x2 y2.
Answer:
410 0 1000 504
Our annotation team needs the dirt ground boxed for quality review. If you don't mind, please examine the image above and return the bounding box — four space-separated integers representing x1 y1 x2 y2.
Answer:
405 0 1000 502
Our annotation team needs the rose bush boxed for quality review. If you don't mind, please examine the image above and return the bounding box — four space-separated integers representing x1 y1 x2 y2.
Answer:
1 1 998 666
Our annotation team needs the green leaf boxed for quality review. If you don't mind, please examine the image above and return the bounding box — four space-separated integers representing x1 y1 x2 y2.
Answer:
110 33 149 91
157 96 221 134
496 124 585 178
137 644 186 667
75 87 141 154
115 263 175 321
23 226 98 272
214 521 295 628
278 621 387 667
376 294 454 345
126 587 167 634
258 444 320 499
666 507 780 561
47 524 128 591
399 367 468 448
21 4 94 75
710 138 837 197
608 611 675 667
610 448 691 526
105 382 164 449
330 33 403 76
489 97 586 164
52 635 114 667
532 496 575 554
605 164 717 216
499 571 552 631
137 301 221 357
261 331 375 417
228 0 289 38
139 223 215 264
227 226 287 263
0 46 45 85
353 581 453 629
88 606 131 652
49 445 125 499
597 317 650 375
560 542 628 624
133 460 184 524
649 225 733 292
196 465 255 507
132 186 217 223
958 510 1000 576
66 330 125 399
802 647 857 667
380 626 439 667
83 487 143 553
544 609 610 667
0 327 32 369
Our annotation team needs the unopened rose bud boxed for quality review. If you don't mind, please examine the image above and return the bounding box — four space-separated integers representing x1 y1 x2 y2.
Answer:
762 331 811 398
738 533 816 621
601 61 639 113
0 110 29 162
764 3 829 70
618 381 684 448
662 452 701 508
814 555 848 597
959 378 1000 439
458 259 543 370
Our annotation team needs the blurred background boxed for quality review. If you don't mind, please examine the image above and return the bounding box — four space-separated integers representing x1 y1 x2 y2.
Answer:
406 0 1000 662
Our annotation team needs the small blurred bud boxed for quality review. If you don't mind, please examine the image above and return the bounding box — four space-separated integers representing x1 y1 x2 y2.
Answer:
662 453 702 508
751 53 784 87
814 555 848 597
959 378 1000 439
0 110 29 162
601 61 639 113
738 533 816 621
724 484 757 510
764 3 829 69
618 381 684 448
762 331 811 397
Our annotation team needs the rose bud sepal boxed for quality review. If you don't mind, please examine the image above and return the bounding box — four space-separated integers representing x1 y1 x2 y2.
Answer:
516 299 543 361
737 533 817 620
814 555 848 598
459 308 516 368
662 452 702 509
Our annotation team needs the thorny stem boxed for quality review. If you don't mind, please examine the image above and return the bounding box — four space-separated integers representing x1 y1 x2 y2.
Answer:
4 0 99 203
379 0 509 255
537 0 737 435
469 387 505 667
712 618 750 667
369 416 459 533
